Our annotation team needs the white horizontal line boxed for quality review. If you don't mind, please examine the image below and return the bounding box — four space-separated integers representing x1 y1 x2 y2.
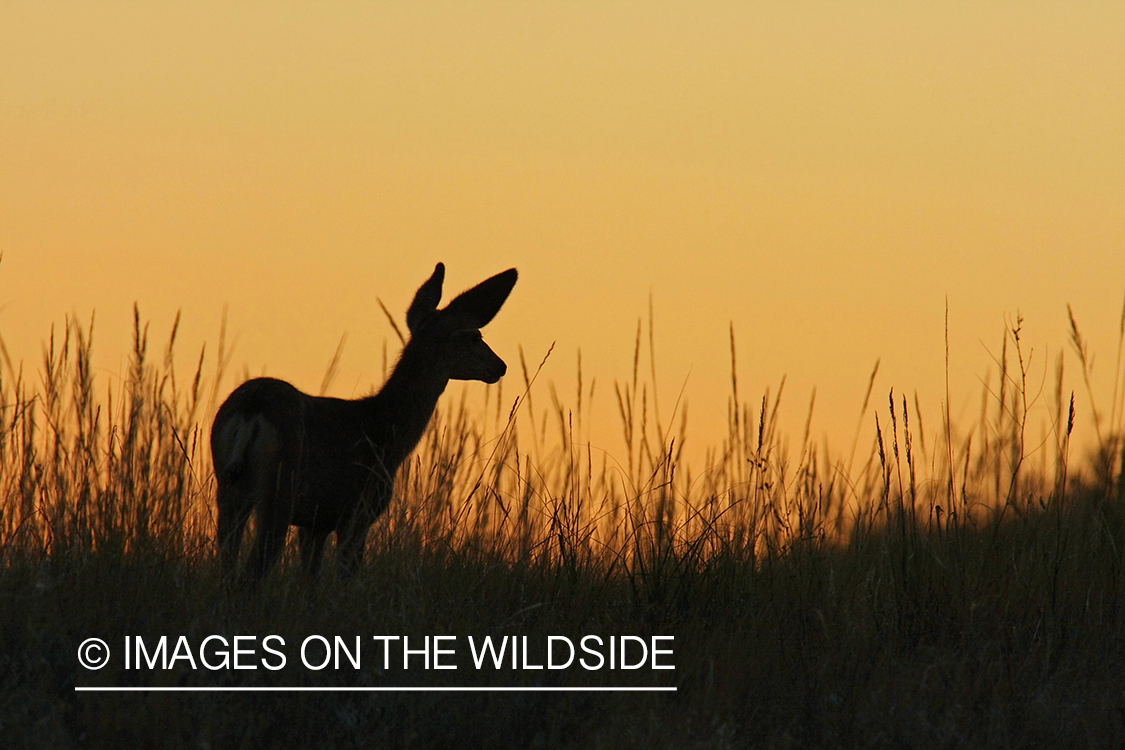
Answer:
75 686 676 693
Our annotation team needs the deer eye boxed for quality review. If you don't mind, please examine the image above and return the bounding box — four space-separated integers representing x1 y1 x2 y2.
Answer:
453 329 482 342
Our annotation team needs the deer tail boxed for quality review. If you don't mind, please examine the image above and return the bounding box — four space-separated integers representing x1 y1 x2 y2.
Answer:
219 415 263 481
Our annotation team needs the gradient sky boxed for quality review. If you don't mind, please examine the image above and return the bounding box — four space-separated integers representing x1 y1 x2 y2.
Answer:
3 2 1124 469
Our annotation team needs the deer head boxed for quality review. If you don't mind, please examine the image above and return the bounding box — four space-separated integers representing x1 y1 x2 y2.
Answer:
404 263 518 384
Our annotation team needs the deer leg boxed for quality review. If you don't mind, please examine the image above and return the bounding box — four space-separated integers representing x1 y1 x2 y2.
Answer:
335 518 371 581
298 528 330 577
245 464 293 582
247 510 289 582
216 487 252 577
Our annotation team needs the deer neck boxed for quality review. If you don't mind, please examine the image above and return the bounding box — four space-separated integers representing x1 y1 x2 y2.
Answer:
366 343 448 467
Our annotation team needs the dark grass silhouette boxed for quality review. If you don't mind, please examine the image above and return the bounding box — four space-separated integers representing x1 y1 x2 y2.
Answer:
2 293 1124 748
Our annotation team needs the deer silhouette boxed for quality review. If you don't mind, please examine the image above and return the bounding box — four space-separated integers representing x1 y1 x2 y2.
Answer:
210 263 517 581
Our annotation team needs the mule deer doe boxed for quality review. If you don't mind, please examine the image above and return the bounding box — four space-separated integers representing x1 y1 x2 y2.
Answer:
210 263 517 581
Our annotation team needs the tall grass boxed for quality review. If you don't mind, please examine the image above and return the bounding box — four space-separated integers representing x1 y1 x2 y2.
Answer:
3 300 1125 748
0 308 213 565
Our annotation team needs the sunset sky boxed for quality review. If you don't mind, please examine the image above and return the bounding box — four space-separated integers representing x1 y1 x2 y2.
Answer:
2 2 1123 469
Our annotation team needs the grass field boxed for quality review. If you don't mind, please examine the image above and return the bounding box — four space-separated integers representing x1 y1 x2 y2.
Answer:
3 306 1124 749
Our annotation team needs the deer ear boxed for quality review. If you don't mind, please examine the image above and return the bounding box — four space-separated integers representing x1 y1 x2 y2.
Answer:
441 268 517 329
406 263 445 334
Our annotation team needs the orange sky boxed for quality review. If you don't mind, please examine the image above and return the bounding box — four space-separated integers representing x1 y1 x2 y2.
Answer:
2 2 1124 470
